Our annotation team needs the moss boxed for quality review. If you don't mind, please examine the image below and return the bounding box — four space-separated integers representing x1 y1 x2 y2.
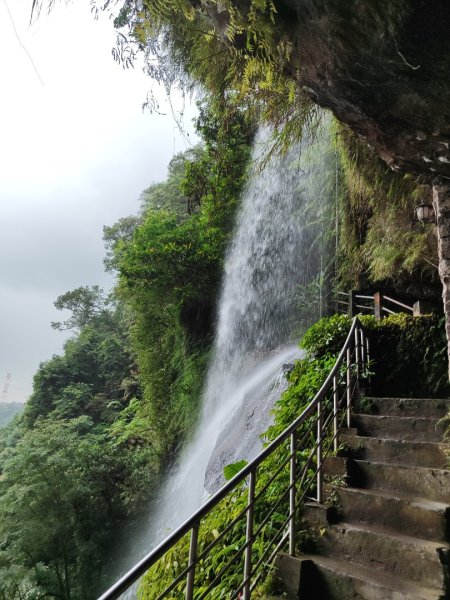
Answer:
333 122 439 297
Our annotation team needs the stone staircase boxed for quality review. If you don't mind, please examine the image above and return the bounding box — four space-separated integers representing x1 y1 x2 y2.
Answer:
276 397 450 599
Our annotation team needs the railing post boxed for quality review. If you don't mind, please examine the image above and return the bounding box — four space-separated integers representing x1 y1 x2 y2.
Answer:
333 375 339 453
243 470 256 600
365 333 371 390
289 431 296 557
374 292 382 320
186 523 199 600
359 328 365 368
317 399 323 503
354 327 360 384
346 347 351 428
349 290 356 317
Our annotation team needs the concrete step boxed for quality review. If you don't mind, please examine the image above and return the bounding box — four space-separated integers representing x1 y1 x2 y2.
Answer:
351 414 445 442
318 522 449 589
350 459 450 504
339 433 449 469
323 456 349 479
360 397 450 419
276 553 445 600
325 485 450 542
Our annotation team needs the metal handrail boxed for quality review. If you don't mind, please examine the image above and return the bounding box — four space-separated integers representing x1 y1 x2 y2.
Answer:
98 318 367 600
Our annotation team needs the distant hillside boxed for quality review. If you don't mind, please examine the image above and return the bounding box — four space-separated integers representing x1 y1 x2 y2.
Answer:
0 403 23 428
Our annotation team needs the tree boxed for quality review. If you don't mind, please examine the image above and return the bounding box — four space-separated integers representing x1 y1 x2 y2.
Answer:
51 286 111 332
103 216 140 273
0 418 126 599
140 148 204 217
24 290 134 427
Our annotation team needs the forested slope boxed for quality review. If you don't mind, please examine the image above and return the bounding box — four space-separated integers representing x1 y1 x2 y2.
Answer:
0 100 253 599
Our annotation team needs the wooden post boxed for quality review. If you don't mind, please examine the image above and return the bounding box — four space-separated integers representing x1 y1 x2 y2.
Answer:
374 292 382 320
413 300 434 316
349 290 356 317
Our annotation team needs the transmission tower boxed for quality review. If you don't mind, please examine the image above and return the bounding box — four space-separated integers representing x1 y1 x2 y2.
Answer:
1 373 11 403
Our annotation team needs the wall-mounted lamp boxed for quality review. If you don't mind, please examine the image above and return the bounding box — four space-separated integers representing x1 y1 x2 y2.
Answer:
415 203 436 224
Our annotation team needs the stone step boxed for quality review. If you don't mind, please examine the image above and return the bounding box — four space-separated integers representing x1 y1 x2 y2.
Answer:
351 414 445 442
339 433 449 469
359 397 450 418
350 459 450 504
325 485 450 542
276 553 445 600
318 522 449 589
323 455 349 479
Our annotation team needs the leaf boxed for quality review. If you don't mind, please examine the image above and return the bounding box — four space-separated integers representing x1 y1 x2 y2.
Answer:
223 460 248 481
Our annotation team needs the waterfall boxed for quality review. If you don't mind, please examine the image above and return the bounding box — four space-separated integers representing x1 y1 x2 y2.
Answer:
114 122 334 596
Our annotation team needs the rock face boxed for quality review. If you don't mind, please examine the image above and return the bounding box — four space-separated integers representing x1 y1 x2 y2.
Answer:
433 184 450 377
285 0 450 181
204 361 295 494
275 0 450 371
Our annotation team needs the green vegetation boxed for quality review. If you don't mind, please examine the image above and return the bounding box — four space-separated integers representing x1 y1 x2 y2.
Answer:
139 348 336 599
137 312 448 597
1 102 444 600
0 404 22 428
112 100 254 459
334 124 439 295
0 289 155 599
105 0 318 150
6 2 448 596
0 99 253 599
303 313 450 398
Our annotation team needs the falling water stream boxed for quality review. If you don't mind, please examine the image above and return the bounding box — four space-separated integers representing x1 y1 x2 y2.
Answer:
114 124 333 597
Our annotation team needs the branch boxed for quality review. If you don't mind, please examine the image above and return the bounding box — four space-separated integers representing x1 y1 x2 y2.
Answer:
393 37 420 70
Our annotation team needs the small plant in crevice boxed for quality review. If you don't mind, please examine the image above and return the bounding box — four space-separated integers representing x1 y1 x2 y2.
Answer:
336 442 350 457
354 396 377 414
437 412 450 447
297 520 325 555
325 487 343 520
324 473 348 488
349 442 367 461
255 568 287 598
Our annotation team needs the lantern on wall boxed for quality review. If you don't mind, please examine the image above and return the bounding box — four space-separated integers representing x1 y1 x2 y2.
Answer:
415 203 436 224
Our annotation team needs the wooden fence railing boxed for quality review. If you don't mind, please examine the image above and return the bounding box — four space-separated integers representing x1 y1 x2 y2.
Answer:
336 291 433 319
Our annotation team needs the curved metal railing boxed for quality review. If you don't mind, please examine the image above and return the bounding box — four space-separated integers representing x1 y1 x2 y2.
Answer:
98 318 368 600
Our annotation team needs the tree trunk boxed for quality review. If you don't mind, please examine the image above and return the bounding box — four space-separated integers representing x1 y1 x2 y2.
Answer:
433 184 450 379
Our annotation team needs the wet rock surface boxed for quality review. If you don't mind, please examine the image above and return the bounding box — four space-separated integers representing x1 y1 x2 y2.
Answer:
204 359 296 495
287 1 450 179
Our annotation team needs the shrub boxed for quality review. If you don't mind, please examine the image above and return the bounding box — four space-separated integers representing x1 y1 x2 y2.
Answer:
303 313 450 397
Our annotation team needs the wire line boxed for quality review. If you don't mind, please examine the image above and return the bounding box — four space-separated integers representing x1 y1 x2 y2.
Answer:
2 0 45 86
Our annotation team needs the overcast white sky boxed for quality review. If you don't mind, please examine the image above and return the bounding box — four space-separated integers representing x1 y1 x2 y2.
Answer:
0 0 198 403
